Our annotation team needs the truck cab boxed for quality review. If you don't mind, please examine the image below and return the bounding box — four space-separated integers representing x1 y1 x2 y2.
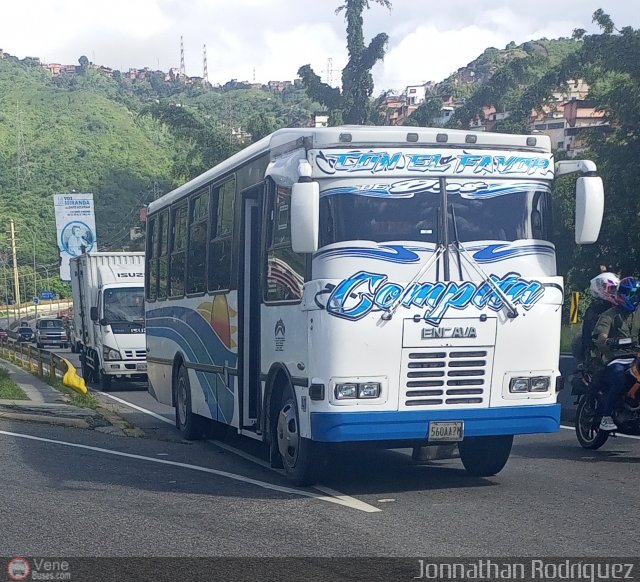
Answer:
87 265 146 389
70 252 146 391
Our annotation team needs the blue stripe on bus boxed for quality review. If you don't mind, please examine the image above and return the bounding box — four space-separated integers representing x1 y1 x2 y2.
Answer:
146 305 237 423
310 404 561 442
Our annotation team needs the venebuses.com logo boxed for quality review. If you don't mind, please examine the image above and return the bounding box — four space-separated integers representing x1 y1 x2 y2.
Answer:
5 557 71 581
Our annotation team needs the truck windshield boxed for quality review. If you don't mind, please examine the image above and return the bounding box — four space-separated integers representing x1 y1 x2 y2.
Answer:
319 179 552 247
103 288 144 323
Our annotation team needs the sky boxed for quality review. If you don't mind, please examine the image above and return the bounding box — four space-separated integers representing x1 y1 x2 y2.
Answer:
0 1 637 93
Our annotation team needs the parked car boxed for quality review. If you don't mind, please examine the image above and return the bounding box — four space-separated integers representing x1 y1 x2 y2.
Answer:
0 328 8 341
35 318 69 349
16 326 34 342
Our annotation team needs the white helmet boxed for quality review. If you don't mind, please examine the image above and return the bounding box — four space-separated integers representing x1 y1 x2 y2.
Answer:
589 272 620 304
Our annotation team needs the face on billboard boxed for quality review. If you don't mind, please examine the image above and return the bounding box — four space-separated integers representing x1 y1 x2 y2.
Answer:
60 221 96 257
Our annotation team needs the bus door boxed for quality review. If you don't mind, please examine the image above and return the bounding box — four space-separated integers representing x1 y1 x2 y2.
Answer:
239 184 263 432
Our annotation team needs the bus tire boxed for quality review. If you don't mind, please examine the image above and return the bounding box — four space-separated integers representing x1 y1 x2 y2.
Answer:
459 435 513 477
276 383 321 486
174 363 203 441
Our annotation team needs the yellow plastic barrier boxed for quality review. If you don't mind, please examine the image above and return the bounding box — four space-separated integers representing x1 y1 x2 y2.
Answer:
62 358 87 394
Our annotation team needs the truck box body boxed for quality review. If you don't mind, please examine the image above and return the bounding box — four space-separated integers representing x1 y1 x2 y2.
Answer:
70 252 146 387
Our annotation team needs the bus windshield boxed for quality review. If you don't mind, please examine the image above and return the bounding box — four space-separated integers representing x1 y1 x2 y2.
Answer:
319 179 552 247
103 288 145 323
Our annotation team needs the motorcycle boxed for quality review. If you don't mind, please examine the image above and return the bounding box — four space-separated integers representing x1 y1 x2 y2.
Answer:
572 339 640 448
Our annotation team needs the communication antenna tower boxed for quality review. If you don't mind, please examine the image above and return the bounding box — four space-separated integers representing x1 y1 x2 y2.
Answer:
327 58 334 86
180 36 186 76
203 44 209 84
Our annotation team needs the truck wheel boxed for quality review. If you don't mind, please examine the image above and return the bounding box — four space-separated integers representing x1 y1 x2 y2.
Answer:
99 370 112 391
175 364 203 440
276 383 322 486
459 435 513 477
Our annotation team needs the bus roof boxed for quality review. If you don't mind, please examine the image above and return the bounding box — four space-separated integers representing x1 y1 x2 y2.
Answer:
148 126 552 214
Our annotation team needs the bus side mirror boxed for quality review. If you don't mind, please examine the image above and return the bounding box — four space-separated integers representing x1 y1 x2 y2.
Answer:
90 307 98 322
291 181 319 253
575 176 604 244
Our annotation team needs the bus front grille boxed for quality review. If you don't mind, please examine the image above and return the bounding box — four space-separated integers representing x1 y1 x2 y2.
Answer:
401 348 492 409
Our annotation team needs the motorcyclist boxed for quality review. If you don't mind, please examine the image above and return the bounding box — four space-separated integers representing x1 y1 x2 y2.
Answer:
592 276 640 431
578 272 620 366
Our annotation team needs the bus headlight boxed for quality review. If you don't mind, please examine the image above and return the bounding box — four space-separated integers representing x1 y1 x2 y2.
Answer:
509 378 530 393
335 383 358 399
358 382 381 399
530 376 550 392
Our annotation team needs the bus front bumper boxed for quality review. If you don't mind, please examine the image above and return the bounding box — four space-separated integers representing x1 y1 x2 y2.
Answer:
310 404 560 443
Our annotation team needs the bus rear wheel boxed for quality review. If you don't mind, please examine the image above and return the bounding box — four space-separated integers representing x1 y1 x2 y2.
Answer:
459 435 513 477
276 384 321 486
175 364 203 440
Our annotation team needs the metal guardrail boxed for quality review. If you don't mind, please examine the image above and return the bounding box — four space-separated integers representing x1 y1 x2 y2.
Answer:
0 338 86 393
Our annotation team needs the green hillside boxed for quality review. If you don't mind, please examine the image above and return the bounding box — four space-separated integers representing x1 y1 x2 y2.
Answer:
0 56 319 297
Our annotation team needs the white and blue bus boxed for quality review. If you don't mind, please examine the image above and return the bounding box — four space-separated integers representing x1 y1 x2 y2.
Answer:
145 126 603 485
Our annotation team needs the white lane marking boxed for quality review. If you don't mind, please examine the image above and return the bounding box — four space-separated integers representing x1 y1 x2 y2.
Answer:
0 429 371 512
208 440 381 513
560 425 640 441
90 392 381 513
95 391 174 425
313 485 383 513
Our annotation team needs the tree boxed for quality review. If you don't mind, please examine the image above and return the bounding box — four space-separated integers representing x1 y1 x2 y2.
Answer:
140 101 239 180
246 113 278 142
78 55 89 72
298 0 391 124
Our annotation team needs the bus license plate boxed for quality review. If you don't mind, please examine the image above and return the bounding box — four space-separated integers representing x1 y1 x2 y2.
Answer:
136 363 147 371
428 421 464 442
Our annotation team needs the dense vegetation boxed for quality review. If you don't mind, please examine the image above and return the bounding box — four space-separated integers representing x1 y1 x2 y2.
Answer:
0 56 319 300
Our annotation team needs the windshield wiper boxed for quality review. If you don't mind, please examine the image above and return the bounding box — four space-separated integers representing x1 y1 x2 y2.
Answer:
449 204 519 319
381 244 446 321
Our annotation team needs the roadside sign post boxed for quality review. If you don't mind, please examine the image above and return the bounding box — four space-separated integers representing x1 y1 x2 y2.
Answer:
41 291 54 315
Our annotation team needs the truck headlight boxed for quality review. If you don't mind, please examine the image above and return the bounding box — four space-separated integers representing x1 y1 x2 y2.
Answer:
103 346 121 361
358 382 381 399
530 376 550 392
509 377 530 393
335 383 358 400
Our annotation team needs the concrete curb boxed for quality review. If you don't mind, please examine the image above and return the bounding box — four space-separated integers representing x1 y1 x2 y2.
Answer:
93 400 145 438
0 410 89 428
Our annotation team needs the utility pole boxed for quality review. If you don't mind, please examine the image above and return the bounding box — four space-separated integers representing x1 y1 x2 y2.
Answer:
10 219 20 322
33 233 38 323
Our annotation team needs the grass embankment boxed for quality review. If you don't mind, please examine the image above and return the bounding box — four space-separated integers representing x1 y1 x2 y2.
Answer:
51 379 99 409
0 366 29 400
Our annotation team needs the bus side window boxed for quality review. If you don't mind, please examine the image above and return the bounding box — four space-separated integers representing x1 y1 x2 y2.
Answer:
146 216 157 301
265 185 304 302
208 177 235 292
187 187 209 294
158 210 169 299
170 204 188 297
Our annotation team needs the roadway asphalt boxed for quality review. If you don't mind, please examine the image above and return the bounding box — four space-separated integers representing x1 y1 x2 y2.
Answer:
0 347 639 557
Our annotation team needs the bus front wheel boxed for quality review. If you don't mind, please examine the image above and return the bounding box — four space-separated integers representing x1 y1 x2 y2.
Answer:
276 384 321 486
459 435 513 477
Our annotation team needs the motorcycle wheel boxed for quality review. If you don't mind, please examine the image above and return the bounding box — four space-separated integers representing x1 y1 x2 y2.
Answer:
575 395 609 449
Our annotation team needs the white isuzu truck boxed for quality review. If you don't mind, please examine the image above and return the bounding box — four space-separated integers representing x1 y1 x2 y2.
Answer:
69 252 147 390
